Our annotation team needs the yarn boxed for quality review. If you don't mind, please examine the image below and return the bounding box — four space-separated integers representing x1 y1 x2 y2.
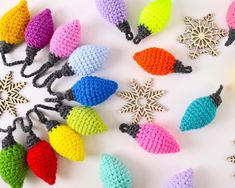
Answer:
0 129 28 188
96 0 133 40
56 104 108 135
226 0 235 46
133 47 192 75
0 0 30 45
120 123 180 154
100 154 132 188
3 9 54 68
167 168 194 188
45 45 109 93
45 76 118 107
26 132 57 185
133 0 172 44
180 85 223 131
30 20 81 86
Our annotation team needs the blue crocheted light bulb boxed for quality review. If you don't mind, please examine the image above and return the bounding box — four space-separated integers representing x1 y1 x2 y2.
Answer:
180 85 223 131
70 76 118 106
100 154 132 188
67 45 109 76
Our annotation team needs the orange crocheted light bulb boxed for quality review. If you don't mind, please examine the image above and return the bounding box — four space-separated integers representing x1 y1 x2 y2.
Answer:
133 47 192 75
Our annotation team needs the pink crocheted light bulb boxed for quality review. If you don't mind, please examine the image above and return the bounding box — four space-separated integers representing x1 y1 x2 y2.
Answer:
226 0 235 46
120 123 180 154
49 20 81 58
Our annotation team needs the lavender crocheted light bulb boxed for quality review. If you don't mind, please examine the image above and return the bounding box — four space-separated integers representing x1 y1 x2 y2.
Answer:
25 9 54 49
96 0 133 40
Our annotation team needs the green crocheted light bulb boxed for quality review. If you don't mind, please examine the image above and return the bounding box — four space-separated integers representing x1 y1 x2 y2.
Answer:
66 106 108 136
139 0 171 33
0 134 28 188
134 0 172 44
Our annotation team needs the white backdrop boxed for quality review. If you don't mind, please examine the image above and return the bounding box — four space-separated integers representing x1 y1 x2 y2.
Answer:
0 0 235 187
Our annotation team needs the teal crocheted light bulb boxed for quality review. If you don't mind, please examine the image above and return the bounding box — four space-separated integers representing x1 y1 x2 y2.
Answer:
100 154 132 188
180 85 223 131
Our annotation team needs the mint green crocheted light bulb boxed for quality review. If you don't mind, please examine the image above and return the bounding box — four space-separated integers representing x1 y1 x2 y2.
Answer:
133 0 172 44
0 133 28 188
100 154 132 188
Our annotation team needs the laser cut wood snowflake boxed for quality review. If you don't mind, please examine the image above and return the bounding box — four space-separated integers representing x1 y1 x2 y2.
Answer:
0 71 28 117
117 79 166 124
177 13 227 59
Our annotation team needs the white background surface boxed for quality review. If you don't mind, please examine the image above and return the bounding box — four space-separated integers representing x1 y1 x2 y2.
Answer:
0 0 235 187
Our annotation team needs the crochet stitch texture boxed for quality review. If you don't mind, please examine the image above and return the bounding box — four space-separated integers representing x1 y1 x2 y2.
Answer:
134 47 192 75
67 45 109 76
167 168 194 188
25 9 54 49
27 140 57 185
66 106 108 135
100 154 132 188
50 20 81 58
0 143 28 188
70 76 118 106
49 124 85 161
0 0 30 44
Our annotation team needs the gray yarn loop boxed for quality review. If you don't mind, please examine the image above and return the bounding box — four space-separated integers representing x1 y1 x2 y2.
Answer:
133 25 151 45
119 123 140 138
174 60 192 73
117 20 134 40
210 85 223 107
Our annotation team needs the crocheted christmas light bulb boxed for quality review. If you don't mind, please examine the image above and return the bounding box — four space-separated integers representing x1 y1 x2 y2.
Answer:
133 47 192 75
32 20 81 87
15 9 54 73
49 76 118 107
133 0 172 44
226 0 235 46
45 45 109 92
26 131 57 185
96 0 133 40
0 131 28 188
167 168 194 188
56 104 108 135
119 123 180 154
46 120 85 161
100 154 132 188
180 85 223 131
0 0 30 54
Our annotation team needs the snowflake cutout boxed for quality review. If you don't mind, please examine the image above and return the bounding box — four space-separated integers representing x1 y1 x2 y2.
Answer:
117 79 166 124
0 71 28 117
177 13 227 59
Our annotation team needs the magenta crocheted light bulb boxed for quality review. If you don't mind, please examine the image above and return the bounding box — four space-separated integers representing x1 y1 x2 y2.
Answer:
120 123 180 154
49 20 81 58
25 9 54 49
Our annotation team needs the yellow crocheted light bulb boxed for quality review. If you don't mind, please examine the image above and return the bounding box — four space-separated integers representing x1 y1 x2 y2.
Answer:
0 0 30 45
133 0 172 44
49 124 85 161
66 106 108 136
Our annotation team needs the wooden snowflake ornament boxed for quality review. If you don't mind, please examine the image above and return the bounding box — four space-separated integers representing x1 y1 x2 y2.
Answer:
177 14 227 59
0 71 28 117
117 79 166 124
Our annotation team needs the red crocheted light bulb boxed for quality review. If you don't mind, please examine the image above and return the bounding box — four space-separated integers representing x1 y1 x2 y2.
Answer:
27 140 57 185
133 47 192 75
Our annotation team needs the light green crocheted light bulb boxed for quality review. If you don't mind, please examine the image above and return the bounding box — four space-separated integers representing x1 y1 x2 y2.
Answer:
133 0 172 44
66 106 108 136
100 154 132 188
0 134 28 188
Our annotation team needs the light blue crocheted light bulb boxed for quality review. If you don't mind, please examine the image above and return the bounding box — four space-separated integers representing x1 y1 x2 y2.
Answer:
70 76 118 106
67 45 108 76
180 85 223 131
100 154 132 188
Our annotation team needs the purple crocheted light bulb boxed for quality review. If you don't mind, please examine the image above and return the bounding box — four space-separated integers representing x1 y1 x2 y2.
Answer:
96 0 133 40
167 168 193 188
25 9 54 49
